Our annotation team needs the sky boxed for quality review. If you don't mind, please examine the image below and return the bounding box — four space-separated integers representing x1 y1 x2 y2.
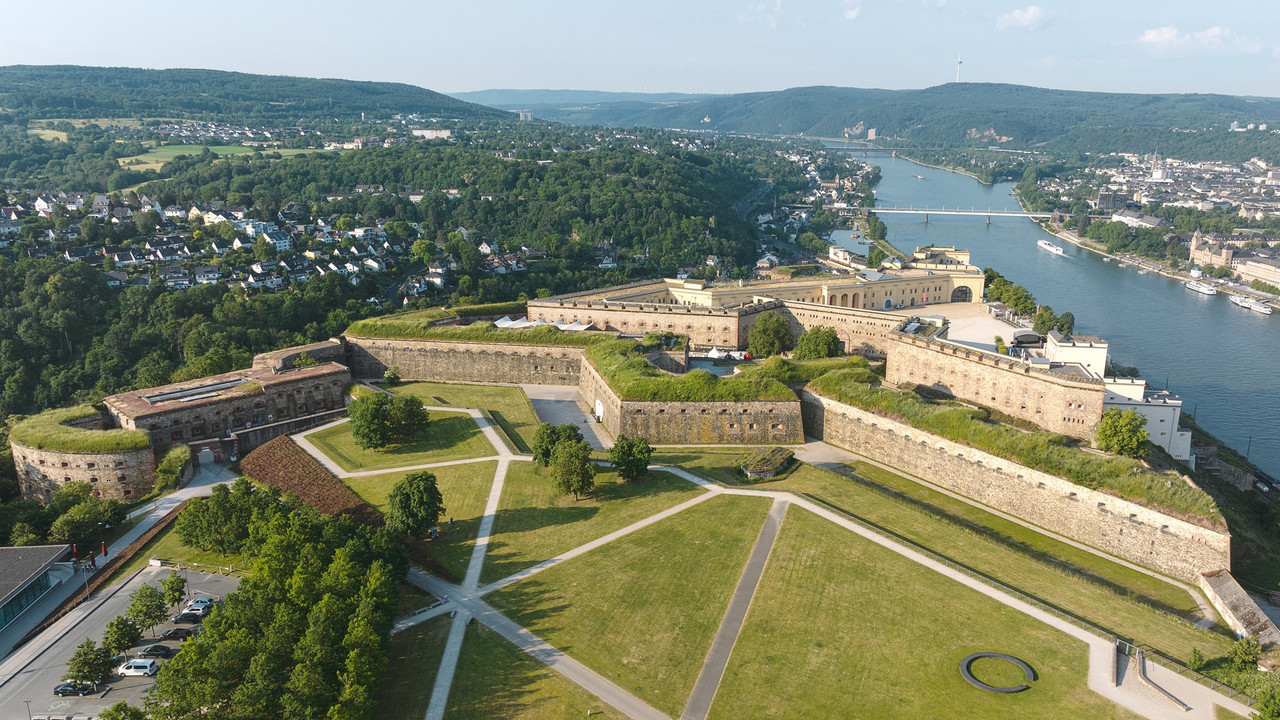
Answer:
0 0 1276 98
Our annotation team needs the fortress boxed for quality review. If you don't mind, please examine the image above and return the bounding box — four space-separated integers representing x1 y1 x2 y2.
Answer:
13 257 1239 598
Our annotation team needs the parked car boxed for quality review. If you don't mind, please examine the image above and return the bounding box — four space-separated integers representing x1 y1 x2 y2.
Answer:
161 627 194 641
138 644 176 659
118 659 159 677
185 596 220 611
53 681 96 696
171 611 204 624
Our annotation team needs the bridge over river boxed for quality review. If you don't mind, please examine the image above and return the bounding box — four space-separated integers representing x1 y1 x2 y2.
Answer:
872 207 1053 224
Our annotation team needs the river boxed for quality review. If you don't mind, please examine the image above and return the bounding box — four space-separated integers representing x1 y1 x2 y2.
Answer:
828 144 1280 479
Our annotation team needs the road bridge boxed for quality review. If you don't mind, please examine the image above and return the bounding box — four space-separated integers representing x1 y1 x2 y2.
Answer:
871 207 1053 224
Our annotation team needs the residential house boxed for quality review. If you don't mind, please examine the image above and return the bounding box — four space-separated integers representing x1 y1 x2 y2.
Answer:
103 271 128 288
210 240 233 255
477 239 497 256
194 266 222 284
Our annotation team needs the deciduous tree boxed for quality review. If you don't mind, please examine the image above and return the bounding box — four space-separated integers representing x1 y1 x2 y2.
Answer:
102 615 142 659
348 393 392 450
609 435 653 483
746 311 793 358
162 570 187 608
532 423 584 467
126 583 169 636
1095 408 1149 458
551 439 596 501
65 637 114 685
792 326 841 360
386 471 445 538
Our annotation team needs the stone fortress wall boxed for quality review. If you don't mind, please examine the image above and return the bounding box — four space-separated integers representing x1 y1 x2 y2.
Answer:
12 412 157 503
575 358 804 445
886 332 1106 440
801 390 1230 583
344 336 587 386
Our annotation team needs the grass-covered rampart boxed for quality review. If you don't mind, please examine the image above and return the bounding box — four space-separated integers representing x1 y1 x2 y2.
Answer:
808 369 1221 526
345 320 610 346
587 340 796 402
345 302 529 338
11 405 152 453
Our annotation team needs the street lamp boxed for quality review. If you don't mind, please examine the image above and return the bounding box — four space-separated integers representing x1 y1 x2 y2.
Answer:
97 521 110 559
24 699 31 720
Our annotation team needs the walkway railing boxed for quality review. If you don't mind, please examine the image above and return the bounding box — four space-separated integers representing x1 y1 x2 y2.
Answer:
799 493 1257 708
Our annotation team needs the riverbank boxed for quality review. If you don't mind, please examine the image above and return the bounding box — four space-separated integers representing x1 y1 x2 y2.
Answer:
1052 227 1280 308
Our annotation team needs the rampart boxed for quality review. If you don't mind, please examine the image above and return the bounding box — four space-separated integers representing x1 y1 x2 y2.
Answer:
885 332 1106 440
12 439 156 502
527 298 785 349
801 390 1230 583
344 335 587 385
253 339 347 371
578 359 803 445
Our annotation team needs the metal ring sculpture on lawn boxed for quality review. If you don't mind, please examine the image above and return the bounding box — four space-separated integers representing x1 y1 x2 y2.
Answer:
960 652 1036 693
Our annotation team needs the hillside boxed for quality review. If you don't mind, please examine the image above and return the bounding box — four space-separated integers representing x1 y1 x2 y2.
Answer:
512 83 1280 158
450 89 718 108
0 65 510 123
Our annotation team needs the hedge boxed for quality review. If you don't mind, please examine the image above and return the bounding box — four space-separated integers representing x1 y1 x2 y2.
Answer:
11 406 151 453
155 445 191 493
808 369 1221 525
587 340 796 402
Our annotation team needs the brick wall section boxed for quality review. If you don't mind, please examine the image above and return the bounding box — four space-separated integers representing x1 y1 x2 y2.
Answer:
577 360 804 444
344 336 587 384
1199 570 1280 644
885 332 1106 440
12 442 156 502
801 390 1230 583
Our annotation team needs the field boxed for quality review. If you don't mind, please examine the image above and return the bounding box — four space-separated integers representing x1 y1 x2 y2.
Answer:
707 508 1139 719
481 463 705 584
654 451 1230 660
117 144 322 172
391 382 540 452
488 494 772 717
305 411 493 472
343 461 497 573
376 615 452 720
444 624 625 719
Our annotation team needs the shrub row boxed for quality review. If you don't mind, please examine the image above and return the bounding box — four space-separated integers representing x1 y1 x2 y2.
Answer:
736 355 873 384
239 436 383 526
808 369 1221 525
587 339 797 402
11 405 151 453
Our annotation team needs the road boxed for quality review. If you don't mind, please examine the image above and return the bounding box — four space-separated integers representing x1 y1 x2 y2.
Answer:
0 566 240 719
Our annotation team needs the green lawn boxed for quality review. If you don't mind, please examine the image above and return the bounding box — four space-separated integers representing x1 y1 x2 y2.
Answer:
391 381 540 452
1215 707 1251 720
708 507 1140 720
106 522 248 586
481 463 705 584
656 452 1231 660
306 411 494 472
444 624 625 720
118 144 321 171
488 494 772 717
376 615 452 720
344 461 497 574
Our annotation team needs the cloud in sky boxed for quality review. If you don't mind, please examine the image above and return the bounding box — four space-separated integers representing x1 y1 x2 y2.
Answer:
996 5 1045 31
1137 25 1260 54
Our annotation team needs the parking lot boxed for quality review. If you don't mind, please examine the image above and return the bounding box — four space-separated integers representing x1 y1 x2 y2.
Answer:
0 566 240 719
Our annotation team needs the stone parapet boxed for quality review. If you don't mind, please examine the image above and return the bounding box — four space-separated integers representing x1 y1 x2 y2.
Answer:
802 390 1230 584
1199 570 1280 645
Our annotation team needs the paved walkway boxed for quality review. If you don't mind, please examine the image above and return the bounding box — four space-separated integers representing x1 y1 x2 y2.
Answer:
793 439 1222 628
681 498 788 720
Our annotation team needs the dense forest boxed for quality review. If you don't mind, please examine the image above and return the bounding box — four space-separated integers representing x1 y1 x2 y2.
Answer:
0 65 506 124
515 83 1280 163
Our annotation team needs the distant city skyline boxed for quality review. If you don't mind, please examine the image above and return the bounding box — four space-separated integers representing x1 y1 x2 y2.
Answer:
1 0 1276 98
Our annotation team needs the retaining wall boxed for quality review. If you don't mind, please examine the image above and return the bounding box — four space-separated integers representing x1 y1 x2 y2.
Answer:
12 441 156 503
801 390 1230 583
1199 570 1280 644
